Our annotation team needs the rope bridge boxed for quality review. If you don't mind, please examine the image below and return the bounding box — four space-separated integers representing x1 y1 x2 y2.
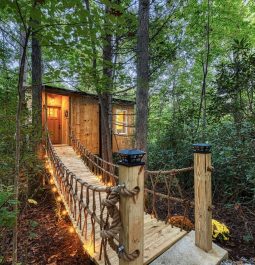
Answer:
70 131 119 186
44 130 214 264
70 131 195 231
45 134 141 264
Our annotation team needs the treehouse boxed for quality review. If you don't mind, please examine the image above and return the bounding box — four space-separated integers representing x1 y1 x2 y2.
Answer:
41 85 135 154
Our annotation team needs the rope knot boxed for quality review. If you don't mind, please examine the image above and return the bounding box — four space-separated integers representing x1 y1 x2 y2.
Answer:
100 185 140 264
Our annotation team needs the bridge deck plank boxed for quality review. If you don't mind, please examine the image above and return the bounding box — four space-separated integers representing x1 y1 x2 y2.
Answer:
53 145 187 265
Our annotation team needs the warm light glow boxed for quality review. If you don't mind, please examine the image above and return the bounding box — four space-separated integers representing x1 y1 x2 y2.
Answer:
83 241 94 256
62 210 67 216
48 106 58 118
107 182 113 187
52 187 57 193
69 227 75 233
49 178 54 184
96 175 102 183
56 196 61 202
115 109 128 134
48 96 55 105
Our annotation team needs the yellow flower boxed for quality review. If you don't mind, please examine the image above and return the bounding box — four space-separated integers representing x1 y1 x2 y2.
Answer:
28 199 38 205
212 219 230 240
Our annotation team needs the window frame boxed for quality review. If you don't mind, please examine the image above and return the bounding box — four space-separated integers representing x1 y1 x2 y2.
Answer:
115 109 128 135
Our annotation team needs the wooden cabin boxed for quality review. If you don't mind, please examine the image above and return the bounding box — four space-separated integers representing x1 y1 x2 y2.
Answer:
42 85 135 155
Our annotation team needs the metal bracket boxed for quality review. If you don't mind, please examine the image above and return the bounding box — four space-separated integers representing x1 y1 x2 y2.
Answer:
117 245 125 255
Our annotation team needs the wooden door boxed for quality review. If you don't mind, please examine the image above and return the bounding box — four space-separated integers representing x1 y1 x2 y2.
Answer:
47 106 61 144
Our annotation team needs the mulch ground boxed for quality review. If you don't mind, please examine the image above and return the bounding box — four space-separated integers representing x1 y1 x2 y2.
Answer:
1 188 94 265
146 192 255 261
213 203 255 260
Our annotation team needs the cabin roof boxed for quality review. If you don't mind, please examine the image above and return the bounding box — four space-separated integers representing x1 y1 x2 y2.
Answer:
43 85 135 106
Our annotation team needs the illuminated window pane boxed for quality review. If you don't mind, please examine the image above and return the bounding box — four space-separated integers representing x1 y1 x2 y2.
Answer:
48 107 58 118
115 109 127 134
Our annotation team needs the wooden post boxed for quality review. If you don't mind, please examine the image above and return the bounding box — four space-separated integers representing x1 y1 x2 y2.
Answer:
118 151 145 265
193 143 212 252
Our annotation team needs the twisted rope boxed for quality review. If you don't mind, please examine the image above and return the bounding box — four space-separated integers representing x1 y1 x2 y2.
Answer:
100 185 140 264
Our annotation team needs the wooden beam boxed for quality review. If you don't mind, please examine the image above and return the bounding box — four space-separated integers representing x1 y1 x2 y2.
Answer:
119 163 144 265
193 144 212 252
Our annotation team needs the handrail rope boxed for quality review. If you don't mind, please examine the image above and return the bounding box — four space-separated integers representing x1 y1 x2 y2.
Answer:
146 167 194 175
69 130 195 212
45 132 141 264
69 131 119 184
100 185 140 264
69 130 193 177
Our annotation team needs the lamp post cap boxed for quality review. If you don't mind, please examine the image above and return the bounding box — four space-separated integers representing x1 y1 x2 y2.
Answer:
118 149 146 156
117 149 146 167
193 143 212 154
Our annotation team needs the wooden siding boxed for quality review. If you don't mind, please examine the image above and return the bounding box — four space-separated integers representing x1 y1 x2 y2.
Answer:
71 95 100 154
112 104 135 153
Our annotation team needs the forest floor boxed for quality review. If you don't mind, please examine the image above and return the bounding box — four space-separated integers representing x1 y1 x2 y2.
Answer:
214 203 255 263
1 188 94 265
1 187 254 265
151 193 255 263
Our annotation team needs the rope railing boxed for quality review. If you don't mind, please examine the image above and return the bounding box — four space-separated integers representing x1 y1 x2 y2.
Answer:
145 167 195 231
70 131 119 186
45 133 140 264
68 130 196 230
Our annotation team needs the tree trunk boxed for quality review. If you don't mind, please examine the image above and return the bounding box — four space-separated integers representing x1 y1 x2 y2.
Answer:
99 94 112 162
136 0 150 158
12 29 30 265
31 17 42 156
100 3 113 162
84 0 113 162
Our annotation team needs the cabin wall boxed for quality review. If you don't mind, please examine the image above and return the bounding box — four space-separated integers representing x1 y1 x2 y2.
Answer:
112 104 135 153
71 95 100 154
41 88 135 154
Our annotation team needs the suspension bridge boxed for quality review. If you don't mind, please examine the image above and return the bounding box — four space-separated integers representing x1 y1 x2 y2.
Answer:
44 131 227 265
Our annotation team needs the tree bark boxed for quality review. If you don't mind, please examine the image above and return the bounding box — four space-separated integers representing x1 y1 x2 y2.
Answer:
100 3 113 162
136 0 150 158
31 16 42 156
12 29 30 265
84 0 112 162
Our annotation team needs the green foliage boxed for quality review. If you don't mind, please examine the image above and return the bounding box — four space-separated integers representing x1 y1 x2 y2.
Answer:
0 186 17 228
148 39 255 203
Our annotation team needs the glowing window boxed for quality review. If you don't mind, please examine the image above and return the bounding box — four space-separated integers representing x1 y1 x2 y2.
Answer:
48 107 58 118
115 109 127 134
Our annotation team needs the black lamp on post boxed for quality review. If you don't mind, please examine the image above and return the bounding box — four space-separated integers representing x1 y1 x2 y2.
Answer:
192 143 212 154
117 149 146 167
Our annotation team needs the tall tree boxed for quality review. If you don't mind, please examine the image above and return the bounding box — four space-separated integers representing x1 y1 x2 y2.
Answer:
136 0 150 157
99 2 113 163
31 2 43 156
13 28 31 265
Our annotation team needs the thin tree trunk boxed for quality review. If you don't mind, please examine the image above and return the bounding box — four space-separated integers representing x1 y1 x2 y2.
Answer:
196 0 210 141
84 0 112 162
100 3 113 162
12 29 30 265
32 16 42 156
136 0 150 158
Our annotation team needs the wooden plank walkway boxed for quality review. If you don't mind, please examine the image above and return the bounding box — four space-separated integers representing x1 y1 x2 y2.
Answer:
53 145 187 265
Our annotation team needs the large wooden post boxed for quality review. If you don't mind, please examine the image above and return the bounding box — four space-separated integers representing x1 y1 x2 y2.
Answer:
118 150 145 265
193 143 212 252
